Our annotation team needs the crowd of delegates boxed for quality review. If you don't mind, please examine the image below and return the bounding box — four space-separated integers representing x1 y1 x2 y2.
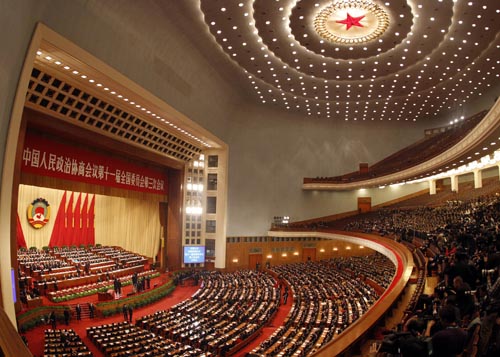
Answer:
17 245 148 304
346 194 500 356
87 321 212 356
44 328 92 356
249 255 393 357
22 194 500 356
137 270 279 356
329 253 395 289
18 249 70 275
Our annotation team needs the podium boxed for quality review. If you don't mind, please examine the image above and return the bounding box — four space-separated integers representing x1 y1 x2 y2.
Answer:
97 291 114 301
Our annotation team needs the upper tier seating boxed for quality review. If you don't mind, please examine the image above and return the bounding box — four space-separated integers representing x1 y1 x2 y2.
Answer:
304 110 487 184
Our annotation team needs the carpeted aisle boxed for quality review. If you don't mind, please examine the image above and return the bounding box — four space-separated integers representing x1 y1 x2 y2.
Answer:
24 277 200 357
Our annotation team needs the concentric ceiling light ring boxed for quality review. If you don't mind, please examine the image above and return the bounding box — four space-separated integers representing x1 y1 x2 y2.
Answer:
314 1 390 45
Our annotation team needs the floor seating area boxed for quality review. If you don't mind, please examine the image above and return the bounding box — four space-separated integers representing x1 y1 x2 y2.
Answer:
329 253 395 289
87 321 211 356
137 270 279 356
249 256 391 356
43 328 92 356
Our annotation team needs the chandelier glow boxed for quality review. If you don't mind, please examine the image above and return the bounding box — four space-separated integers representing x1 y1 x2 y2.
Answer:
314 1 390 45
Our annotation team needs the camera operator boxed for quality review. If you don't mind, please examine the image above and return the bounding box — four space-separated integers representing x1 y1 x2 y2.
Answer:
478 257 500 356
444 249 476 290
399 317 429 357
451 276 475 320
378 317 429 357
426 304 467 357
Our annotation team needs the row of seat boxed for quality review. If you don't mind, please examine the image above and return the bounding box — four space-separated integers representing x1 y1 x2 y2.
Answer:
137 270 279 355
43 328 92 357
87 321 211 357
250 258 386 356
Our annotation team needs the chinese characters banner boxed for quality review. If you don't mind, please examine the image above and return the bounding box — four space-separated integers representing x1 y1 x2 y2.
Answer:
22 133 168 194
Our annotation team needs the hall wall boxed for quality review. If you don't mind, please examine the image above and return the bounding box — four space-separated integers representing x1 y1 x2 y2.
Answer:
225 103 430 235
0 0 494 239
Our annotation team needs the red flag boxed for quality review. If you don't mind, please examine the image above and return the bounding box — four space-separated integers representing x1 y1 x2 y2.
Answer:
73 193 82 246
16 213 27 249
64 192 74 247
88 195 96 245
49 191 67 247
81 194 89 246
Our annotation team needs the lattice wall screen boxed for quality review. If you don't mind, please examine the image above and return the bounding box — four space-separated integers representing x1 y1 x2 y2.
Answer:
25 66 202 163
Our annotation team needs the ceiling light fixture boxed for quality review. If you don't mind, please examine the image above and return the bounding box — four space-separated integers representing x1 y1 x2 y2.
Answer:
313 0 390 45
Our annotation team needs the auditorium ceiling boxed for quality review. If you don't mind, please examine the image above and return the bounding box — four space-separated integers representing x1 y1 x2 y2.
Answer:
169 0 500 124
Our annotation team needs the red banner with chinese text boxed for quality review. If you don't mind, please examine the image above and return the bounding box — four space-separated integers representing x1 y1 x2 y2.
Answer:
22 133 168 194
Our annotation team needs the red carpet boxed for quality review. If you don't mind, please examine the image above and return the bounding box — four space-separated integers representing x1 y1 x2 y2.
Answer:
23 276 199 357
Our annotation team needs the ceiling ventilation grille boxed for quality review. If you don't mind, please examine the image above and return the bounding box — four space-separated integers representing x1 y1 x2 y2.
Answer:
25 66 202 163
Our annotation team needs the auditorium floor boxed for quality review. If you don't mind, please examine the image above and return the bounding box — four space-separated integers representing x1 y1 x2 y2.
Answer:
23 275 197 357
22 274 293 357
22 273 439 357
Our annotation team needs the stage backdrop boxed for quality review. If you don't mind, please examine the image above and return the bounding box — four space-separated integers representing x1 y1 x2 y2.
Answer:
18 184 161 258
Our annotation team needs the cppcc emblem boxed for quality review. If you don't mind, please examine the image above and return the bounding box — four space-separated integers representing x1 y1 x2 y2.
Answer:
27 198 50 229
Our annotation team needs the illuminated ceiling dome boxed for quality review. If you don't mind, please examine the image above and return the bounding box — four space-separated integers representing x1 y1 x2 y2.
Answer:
314 1 390 45
199 0 500 123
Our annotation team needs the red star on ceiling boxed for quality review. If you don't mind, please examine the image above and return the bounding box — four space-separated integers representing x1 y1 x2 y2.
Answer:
336 13 365 30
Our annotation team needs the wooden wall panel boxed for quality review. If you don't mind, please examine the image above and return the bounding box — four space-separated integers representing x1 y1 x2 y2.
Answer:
357 197 372 213
302 247 316 262
9 109 28 313
225 238 372 271
248 254 262 271
166 169 184 271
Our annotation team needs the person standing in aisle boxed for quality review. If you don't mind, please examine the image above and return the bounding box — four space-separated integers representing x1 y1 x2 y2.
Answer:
75 304 81 320
122 304 128 321
88 302 95 319
127 305 133 323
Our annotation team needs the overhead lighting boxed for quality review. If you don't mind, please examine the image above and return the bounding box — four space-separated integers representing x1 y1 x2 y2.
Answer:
314 1 390 45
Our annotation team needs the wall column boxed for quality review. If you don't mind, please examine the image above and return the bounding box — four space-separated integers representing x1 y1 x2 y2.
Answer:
473 169 483 189
450 175 459 192
429 180 437 195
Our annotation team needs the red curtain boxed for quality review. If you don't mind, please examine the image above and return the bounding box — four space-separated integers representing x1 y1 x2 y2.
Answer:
16 213 27 249
49 191 67 247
